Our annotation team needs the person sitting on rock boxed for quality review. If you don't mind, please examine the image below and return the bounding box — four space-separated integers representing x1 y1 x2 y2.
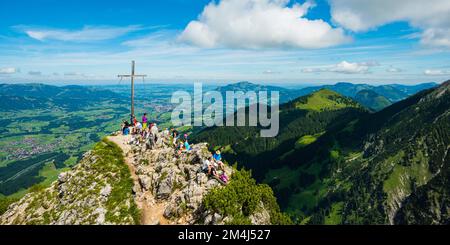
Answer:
213 150 222 162
184 140 191 152
213 150 225 171
202 155 218 177
219 172 229 185
176 141 185 155
121 120 131 135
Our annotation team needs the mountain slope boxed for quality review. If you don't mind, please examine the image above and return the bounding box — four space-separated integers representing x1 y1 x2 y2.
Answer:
1 139 139 225
354 89 392 111
0 83 123 111
282 81 450 224
194 80 450 224
193 89 367 180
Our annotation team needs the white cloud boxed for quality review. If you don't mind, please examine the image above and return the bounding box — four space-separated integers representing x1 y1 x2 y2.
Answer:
179 0 350 49
263 69 280 74
17 25 142 42
0 67 18 74
329 0 450 48
302 61 378 74
387 67 403 73
424 69 450 76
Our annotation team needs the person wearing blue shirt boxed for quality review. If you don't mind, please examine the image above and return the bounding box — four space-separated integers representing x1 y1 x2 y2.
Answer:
213 150 222 161
184 140 191 151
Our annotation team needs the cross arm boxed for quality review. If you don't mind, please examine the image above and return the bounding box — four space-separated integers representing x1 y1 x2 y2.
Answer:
117 75 147 78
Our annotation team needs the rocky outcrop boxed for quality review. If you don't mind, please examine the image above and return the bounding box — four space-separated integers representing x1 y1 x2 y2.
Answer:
0 139 139 225
1 133 278 225
127 140 235 225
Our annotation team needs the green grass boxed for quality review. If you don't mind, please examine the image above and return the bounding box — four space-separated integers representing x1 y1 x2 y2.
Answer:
288 191 317 211
264 166 301 191
295 132 324 149
295 89 360 112
38 162 70 187
287 179 328 214
93 139 141 224
383 150 432 207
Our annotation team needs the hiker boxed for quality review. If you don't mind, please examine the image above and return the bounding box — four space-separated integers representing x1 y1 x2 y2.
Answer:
150 123 159 142
176 141 185 155
219 172 229 185
142 113 148 130
201 158 211 174
162 128 170 137
171 128 180 147
209 162 219 178
213 150 225 171
142 127 150 140
184 140 191 151
213 150 222 162
146 131 155 150
122 120 131 135
135 121 143 135
202 154 218 177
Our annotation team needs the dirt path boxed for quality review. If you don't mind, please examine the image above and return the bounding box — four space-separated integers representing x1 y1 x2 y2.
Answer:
107 135 169 225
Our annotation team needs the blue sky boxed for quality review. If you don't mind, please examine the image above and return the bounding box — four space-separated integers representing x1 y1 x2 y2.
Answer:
0 0 449 85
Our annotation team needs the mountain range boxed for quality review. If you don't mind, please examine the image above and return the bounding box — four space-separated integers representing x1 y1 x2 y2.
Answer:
218 81 437 111
0 80 448 225
193 80 450 224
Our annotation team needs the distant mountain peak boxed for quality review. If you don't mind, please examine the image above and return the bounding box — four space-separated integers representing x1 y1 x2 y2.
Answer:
292 88 361 112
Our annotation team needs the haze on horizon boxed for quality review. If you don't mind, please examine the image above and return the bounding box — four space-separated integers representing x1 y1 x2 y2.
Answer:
1 0 450 85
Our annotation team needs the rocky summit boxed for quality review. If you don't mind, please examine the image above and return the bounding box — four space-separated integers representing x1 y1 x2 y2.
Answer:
0 133 284 225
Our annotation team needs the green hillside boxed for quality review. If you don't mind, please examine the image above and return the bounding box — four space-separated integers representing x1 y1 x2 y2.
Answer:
354 89 392 111
193 81 450 224
293 89 361 111
192 89 367 183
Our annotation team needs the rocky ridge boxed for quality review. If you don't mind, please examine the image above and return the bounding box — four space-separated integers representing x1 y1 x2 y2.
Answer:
1 133 277 225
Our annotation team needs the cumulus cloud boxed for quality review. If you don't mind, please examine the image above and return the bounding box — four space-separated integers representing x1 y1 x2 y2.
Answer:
0 67 19 74
179 0 350 49
17 25 142 42
424 69 450 76
302 61 378 74
329 0 450 48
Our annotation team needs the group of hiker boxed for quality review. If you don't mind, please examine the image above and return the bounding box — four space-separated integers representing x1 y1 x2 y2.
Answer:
121 113 162 148
201 150 228 184
120 113 229 184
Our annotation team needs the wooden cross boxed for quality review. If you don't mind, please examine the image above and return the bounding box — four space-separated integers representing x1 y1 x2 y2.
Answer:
117 61 147 119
